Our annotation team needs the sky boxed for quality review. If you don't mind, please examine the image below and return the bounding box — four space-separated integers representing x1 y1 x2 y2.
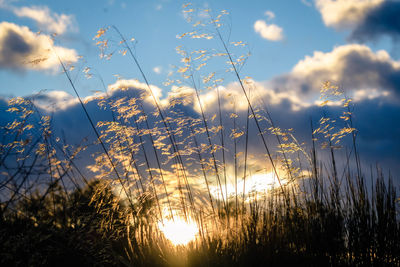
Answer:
1 0 400 181
0 0 348 97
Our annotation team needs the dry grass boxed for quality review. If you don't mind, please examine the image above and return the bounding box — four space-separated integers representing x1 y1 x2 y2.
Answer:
1 5 399 267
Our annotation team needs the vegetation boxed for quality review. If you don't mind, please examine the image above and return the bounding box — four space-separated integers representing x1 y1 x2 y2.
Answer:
1 5 399 267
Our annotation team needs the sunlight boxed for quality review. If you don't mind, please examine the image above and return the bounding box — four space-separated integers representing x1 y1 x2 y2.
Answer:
242 172 283 195
158 217 199 246
210 172 284 199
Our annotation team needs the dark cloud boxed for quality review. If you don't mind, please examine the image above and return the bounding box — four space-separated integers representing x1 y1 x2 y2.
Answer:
316 0 400 45
350 1 400 43
0 24 34 69
2 79 399 184
4 28 32 54
2 42 400 189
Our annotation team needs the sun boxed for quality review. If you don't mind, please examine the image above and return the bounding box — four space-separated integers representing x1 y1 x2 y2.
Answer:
158 217 199 246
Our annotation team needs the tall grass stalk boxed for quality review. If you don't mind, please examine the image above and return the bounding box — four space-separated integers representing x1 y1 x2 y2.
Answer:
188 68 227 213
210 15 288 202
111 26 198 219
54 50 136 212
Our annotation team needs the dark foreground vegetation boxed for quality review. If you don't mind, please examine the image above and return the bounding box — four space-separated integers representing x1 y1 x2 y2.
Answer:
1 172 399 266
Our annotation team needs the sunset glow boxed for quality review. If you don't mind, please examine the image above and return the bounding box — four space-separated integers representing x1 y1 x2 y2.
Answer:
158 217 199 246
1 0 400 265
210 172 285 200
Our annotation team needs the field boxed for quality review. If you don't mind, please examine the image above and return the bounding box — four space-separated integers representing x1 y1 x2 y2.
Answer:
1 4 399 267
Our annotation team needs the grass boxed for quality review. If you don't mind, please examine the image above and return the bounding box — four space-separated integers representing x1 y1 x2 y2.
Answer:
1 5 399 267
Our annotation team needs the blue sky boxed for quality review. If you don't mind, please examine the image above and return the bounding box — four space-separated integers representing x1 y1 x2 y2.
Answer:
0 0 348 97
1 0 400 179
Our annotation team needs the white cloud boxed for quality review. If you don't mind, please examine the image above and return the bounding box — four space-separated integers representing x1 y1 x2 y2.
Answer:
254 20 284 41
199 81 310 112
291 44 400 84
267 44 400 104
2 41 399 180
153 66 162 74
32 90 78 112
315 0 384 29
27 79 165 113
12 5 75 35
0 2 76 35
0 22 78 72
352 88 390 102
103 44 400 114
264 10 275 20
108 79 163 105
315 1 400 43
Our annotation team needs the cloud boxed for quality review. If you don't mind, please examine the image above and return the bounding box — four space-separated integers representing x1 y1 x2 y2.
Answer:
315 0 400 43
254 20 284 41
3 76 399 180
108 79 163 104
264 10 275 20
31 90 78 112
315 0 384 29
350 1 400 42
153 66 162 74
2 42 400 185
12 5 76 35
0 22 78 71
0 2 76 35
269 44 400 103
